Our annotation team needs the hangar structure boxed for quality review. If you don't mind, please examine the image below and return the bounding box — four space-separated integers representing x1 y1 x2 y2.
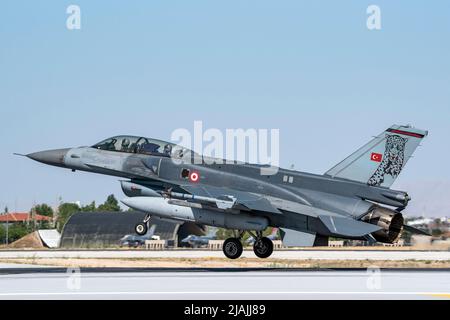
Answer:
60 211 205 248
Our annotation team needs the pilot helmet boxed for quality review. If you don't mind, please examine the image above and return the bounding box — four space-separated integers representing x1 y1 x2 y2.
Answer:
164 144 172 154
122 138 130 147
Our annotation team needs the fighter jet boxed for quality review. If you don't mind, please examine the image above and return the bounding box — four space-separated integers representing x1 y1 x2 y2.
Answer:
181 234 216 248
181 227 217 248
119 224 157 248
21 125 430 259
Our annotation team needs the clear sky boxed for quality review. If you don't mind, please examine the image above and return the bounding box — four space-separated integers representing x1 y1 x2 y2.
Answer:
1 1 449 217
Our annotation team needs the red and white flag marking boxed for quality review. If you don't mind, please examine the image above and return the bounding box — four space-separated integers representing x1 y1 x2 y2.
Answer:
370 152 383 162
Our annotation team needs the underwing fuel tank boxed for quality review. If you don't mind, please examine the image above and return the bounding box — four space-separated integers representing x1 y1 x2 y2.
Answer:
121 197 268 231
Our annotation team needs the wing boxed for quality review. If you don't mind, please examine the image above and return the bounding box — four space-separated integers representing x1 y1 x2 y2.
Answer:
179 184 381 238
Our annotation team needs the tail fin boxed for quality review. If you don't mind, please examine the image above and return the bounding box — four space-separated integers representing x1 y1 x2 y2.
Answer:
325 125 428 188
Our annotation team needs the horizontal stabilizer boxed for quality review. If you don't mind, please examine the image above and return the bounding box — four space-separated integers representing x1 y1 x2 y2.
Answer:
403 224 431 236
318 215 382 237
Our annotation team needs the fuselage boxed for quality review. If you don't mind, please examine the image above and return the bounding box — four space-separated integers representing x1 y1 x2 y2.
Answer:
26 139 409 235
23 127 429 255
63 145 410 208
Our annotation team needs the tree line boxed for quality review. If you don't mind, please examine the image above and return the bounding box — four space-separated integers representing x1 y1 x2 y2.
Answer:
0 194 122 244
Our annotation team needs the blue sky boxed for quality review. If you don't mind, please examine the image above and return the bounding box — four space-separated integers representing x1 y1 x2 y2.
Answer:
0 1 449 217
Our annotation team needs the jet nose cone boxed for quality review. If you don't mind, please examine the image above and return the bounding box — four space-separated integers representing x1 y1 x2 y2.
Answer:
27 148 70 167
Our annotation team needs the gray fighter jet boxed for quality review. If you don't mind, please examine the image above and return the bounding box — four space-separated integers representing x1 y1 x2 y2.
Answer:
181 234 216 248
21 125 430 259
181 227 217 248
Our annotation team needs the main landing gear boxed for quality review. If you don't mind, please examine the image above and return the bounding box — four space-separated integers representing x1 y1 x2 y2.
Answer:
222 230 274 259
253 236 274 259
135 213 151 236
222 238 243 259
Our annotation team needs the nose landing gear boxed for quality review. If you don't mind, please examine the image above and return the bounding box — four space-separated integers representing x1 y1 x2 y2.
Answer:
135 213 151 236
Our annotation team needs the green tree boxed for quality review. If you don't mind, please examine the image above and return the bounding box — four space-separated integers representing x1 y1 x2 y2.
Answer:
0 223 32 244
81 201 96 212
97 194 121 212
57 203 80 232
38 221 53 230
0 225 5 244
9 223 32 242
33 203 53 217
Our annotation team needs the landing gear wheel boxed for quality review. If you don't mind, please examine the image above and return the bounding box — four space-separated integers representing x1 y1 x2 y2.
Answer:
135 222 147 236
222 238 243 259
253 237 273 258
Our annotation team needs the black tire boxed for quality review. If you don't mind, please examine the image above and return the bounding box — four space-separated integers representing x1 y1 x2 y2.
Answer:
253 237 273 258
222 238 243 259
135 222 147 236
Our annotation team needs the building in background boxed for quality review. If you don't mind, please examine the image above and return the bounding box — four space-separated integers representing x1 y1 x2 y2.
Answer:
0 212 51 224
60 211 205 248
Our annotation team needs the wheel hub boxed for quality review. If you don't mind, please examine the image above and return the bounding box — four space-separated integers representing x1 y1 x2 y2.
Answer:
255 240 268 254
225 242 238 255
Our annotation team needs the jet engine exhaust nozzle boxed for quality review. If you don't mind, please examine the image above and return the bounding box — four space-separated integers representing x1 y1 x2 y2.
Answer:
362 206 404 243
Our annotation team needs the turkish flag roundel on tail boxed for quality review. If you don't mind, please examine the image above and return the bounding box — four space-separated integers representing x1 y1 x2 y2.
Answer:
370 152 383 162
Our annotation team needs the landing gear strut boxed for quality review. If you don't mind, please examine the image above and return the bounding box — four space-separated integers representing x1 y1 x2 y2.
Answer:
135 213 151 236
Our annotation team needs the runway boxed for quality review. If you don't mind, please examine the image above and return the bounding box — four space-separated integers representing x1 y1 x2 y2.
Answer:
0 265 449 300
1 249 449 260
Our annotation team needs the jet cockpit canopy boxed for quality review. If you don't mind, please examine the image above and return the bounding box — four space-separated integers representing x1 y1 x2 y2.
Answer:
92 135 189 158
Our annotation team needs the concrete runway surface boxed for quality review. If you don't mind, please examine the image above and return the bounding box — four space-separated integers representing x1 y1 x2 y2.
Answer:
0 264 449 300
1 249 449 260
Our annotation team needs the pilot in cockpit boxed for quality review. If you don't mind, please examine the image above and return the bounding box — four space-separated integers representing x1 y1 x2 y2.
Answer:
121 138 131 152
163 144 172 155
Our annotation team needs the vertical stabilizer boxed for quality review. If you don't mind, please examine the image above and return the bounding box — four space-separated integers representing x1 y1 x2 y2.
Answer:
325 125 428 188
